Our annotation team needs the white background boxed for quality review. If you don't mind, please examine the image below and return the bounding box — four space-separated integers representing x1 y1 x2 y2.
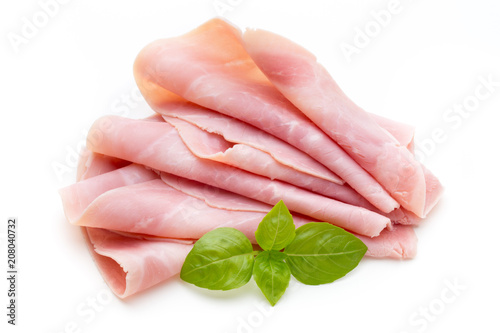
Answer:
1 0 500 332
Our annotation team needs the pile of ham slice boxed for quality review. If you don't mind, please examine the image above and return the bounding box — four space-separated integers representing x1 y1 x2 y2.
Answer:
60 18 443 299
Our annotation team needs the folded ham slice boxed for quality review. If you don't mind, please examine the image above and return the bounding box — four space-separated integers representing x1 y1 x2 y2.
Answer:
74 153 417 255
133 18 400 214
172 115 441 225
357 224 417 259
163 112 366 206
162 107 341 184
83 227 192 298
162 112 436 224
369 113 415 153
60 19 442 299
64 173 312 243
86 115 392 237
76 148 131 181
242 28 427 217
75 155 192 298
138 92 434 225
60 163 159 223
67 151 418 299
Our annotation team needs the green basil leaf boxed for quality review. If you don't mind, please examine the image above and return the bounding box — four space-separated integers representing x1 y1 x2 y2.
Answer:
180 228 255 290
255 200 296 251
253 251 290 306
284 222 367 285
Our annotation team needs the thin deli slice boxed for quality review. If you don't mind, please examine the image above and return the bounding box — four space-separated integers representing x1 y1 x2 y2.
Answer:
86 115 391 237
242 28 427 216
133 18 399 213
70 152 418 299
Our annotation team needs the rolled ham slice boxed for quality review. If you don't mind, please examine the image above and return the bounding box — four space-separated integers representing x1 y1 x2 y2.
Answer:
242 28 427 217
133 18 400 214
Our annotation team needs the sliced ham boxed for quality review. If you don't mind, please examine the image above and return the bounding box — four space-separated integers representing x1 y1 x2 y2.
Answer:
74 115 430 226
357 225 417 259
163 114 433 224
241 28 427 217
370 113 415 153
64 175 313 243
60 163 159 223
362 117 443 217
160 172 275 212
162 106 341 184
142 94 438 225
163 114 366 206
76 155 192 299
60 19 441 300
76 148 131 181
69 151 418 299
421 166 444 217
86 115 391 237
83 227 192 298
360 116 442 220
133 18 399 214
74 153 416 258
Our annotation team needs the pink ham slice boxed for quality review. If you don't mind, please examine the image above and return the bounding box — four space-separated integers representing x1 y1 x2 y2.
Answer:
353 115 442 219
86 115 392 237
75 156 192 299
64 176 313 243
83 227 192 298
133 18 400 214
160 172 278 213
370 113 415 153
357 224 417 259
61 18 437 299
142 93 436 225
421 166 444 217
69 151 418 299
163 107 341 184
163 114 366 206
161 107 437 225
76 148 131 181
168 113 436 224
73 126 428 226
74 153 417 259
351 116 442 220
137 20 440 220
60 163 159 223
71 155 309 229
242 28 427 217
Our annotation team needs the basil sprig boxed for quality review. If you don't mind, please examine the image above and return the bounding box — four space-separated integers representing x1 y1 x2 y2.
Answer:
180 227 256 290
180 200 367 306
